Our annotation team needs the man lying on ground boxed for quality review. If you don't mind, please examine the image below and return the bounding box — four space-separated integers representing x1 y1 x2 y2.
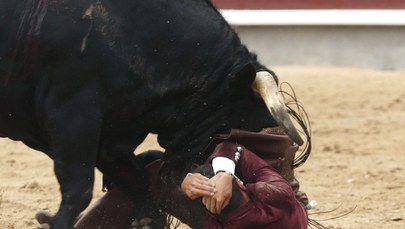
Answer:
36 128 308 229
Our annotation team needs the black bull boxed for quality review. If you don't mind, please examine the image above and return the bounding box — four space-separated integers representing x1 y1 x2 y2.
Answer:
0 0 302 228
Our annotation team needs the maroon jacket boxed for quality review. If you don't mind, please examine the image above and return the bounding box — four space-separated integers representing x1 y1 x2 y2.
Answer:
203 141 308 229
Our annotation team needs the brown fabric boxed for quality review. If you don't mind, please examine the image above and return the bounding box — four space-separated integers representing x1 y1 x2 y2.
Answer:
260 127 289 135
279 144 298 181
216 128 293 159
74 188 135 229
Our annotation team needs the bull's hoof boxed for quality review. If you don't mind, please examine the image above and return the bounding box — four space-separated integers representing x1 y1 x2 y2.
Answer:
35 210 54 225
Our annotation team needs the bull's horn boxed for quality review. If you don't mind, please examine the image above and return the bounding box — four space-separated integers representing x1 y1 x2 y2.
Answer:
252 71 304 145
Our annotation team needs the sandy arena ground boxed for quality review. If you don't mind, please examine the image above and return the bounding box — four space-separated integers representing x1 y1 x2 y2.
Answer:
0 66 404 229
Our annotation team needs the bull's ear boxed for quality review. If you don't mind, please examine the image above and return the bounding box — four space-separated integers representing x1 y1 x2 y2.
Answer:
229 63 256 95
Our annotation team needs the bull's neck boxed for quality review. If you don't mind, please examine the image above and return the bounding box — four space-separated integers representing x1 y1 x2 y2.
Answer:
157 110 228 165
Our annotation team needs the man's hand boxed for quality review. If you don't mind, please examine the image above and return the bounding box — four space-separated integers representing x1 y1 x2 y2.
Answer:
181 173 216 200
202 172 233 214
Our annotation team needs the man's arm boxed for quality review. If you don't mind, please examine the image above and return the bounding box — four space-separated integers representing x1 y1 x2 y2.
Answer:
202 142 243 214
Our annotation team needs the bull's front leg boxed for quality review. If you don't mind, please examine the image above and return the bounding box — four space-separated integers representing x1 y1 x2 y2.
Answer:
48 161 95 229
40 103 102 229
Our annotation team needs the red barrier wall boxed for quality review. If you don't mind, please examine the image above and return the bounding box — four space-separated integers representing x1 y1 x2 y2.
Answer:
211 0 405 9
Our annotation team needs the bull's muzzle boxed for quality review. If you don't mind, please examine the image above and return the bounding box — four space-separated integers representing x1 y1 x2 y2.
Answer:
252 71 304 146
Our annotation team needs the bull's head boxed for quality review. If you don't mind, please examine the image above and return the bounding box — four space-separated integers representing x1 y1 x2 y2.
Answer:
252 71 304 146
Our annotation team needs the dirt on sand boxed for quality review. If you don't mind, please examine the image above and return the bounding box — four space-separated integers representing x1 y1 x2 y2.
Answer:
1 66 404 229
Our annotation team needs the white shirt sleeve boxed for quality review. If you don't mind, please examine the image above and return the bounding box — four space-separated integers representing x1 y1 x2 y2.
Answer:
212 157 235 175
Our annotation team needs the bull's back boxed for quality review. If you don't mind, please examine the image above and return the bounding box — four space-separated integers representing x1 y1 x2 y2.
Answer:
0 0 249 147
0 0 105 142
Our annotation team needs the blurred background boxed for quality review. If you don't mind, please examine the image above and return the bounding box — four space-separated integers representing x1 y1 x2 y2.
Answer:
213 0 405 70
